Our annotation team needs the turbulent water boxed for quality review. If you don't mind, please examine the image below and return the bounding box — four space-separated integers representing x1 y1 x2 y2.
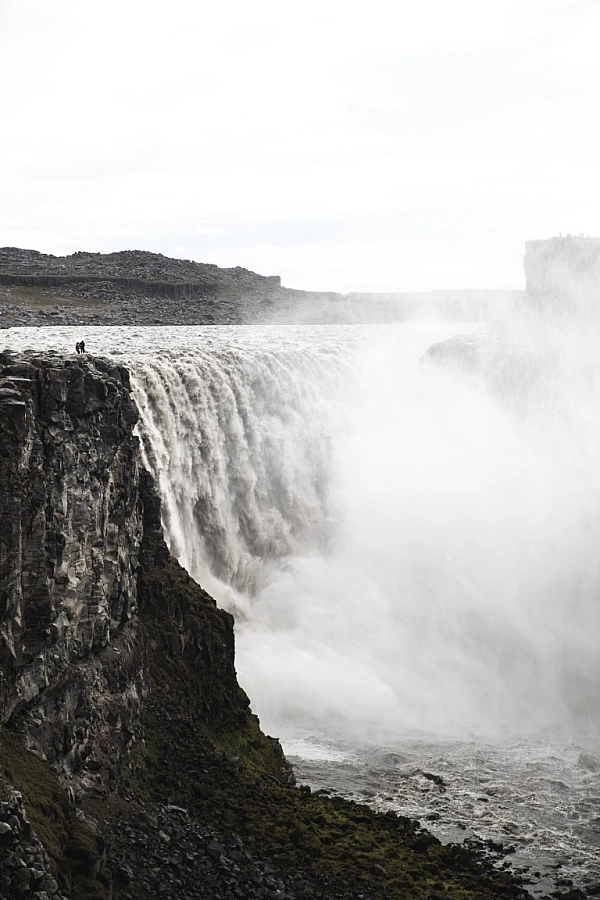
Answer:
5 321 600 897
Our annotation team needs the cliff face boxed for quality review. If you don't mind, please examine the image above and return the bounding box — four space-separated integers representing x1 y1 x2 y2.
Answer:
0 353 145 782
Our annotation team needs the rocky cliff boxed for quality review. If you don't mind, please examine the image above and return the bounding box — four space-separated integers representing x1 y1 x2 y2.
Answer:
0 248 520 327
0 353 529 900
0 352 148 898
0 248 284 328
0 352 141 730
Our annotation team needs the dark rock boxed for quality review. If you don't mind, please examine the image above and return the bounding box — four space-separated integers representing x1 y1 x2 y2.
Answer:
207 840 226 859
422 772 446 790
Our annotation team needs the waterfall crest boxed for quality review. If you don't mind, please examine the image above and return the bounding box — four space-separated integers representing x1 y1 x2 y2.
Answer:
130 331 357 598
122 322 600 740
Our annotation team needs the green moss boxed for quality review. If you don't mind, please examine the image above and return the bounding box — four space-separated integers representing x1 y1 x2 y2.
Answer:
0 727 108 900
0 773 12 802
203 719 290 778
0 727 69 865
65 819 108 900
128 556 526 899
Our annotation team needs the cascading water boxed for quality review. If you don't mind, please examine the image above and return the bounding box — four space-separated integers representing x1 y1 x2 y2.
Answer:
130 331 355 600
125 323 600 742
6 321 600 895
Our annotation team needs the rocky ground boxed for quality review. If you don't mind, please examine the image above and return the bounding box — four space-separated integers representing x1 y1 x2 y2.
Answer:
0 247 520 327
0 247 288 327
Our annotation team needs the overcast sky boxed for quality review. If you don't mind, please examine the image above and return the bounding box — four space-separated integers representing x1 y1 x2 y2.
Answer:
1 0 599 292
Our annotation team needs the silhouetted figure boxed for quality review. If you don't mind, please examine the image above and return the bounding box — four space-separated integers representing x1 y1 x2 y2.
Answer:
80 340 86 353
75 342 81 354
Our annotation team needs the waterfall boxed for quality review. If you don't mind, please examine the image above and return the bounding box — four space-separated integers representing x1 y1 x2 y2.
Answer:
127 321 600 742
130 329 358 603
8 322 597 741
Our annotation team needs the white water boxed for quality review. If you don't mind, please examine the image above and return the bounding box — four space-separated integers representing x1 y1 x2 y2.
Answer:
5 320 600 893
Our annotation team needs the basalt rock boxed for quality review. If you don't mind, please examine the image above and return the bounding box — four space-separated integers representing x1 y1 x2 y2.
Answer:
0 786 68 900
0 352 145 789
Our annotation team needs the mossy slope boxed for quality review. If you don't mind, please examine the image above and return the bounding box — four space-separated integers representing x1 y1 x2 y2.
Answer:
131 555 527 900
0 728 109 899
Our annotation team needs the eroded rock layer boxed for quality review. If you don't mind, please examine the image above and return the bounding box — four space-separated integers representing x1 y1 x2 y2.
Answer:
0 353 145 784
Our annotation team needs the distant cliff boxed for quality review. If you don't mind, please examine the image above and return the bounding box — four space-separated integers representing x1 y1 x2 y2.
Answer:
0 247 521 327
0 248 283 328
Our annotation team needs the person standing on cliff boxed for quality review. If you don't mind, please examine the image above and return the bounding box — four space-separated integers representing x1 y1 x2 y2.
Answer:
80 339 86 353
75 342 81 354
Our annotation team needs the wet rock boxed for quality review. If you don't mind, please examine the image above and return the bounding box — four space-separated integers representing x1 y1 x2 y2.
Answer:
421 772 446 790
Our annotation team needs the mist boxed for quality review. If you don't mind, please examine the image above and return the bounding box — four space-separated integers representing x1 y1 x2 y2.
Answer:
230 314 599 741
114 294 600 745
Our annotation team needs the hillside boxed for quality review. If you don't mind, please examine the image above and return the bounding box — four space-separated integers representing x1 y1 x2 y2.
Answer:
0 247 521 327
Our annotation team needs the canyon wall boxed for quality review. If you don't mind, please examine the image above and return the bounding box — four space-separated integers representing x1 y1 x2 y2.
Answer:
0 353 144 778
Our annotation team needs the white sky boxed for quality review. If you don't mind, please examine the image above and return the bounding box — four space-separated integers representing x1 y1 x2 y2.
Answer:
1 0 599 292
